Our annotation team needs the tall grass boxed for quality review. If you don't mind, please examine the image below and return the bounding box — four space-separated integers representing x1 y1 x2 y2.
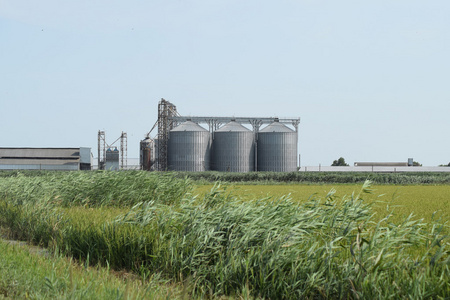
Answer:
0 239 182 299
0 171 192 207
112 182 449 298
1 173 448 299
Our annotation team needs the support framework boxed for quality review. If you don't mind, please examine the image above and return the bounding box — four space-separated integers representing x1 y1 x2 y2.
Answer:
97 130 106 170
170 116 300 135
156 98 179 170
120 131 127 170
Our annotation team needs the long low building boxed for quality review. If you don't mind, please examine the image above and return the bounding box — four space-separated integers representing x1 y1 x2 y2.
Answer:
354 162 409 167
0 147 92 170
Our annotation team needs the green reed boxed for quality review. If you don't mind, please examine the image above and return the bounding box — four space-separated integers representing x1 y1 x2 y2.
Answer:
0 172 448 299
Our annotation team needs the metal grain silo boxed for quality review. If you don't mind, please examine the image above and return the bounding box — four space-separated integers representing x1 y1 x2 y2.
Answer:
105 147 120 171
257 121 297 172
140 137 153 171
168 121 210 171
212 121 255 172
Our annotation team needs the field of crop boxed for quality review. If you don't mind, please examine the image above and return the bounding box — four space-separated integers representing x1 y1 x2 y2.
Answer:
0 171 449 299
173 170 450 185
194 184 450 224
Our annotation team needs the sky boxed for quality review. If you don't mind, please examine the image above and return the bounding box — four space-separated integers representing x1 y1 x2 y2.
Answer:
1 1 449 166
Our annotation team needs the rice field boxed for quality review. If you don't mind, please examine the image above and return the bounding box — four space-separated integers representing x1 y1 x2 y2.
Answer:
194 184 450 224
0 171 449 299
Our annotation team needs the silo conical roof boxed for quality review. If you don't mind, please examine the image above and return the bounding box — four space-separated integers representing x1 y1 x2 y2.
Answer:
171 121 208 132
260 122 294 133
216 121 250 132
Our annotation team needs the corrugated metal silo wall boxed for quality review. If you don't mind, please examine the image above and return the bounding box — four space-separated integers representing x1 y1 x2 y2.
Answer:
105 151 120 171
212 131 255 172
168 131 210 171
140 140 152 171
257 131 297 172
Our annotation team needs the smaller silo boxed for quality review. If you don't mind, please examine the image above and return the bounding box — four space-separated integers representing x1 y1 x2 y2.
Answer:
168 121 210 171
105 147 120 171
212 121 255 172
257 121 297 172
140 137 153 171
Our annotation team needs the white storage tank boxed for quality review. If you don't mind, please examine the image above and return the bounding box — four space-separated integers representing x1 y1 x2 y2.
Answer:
168 121 210 171
257 121 297 172
212 121 255 172
105 147 120 171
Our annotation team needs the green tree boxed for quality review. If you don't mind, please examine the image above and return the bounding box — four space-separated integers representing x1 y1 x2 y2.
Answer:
413 161 422 166
331 157 349 166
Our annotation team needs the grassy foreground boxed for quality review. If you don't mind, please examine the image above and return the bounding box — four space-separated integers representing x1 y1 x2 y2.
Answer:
0 171 449 299
0 238 183 299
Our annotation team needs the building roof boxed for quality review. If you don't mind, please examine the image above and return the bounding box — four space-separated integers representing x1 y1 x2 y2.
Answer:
0 148 81 159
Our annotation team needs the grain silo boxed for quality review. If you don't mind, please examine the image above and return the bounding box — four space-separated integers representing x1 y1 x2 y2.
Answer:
140 137 153 171
212 121 254 172
167 121 210 171
257 121 297 172
105 147 120 171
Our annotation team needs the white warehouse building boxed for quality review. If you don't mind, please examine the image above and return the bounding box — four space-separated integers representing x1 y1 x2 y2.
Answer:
0 147 92 170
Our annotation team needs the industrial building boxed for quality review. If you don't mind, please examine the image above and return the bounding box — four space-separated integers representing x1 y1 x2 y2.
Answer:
354 158 415 167
0 147 92 170
141 99 300 172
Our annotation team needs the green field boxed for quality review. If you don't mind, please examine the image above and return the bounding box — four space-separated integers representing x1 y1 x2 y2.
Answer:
0 171 449 299
194 184 450 223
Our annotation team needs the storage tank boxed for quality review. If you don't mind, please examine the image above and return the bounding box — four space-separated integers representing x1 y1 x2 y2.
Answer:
105 147 120 171
140 137 153 171
168 121 210 171
257 121 297 172
212 121 254 172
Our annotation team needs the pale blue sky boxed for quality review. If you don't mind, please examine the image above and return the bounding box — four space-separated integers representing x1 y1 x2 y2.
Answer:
1 1 449 166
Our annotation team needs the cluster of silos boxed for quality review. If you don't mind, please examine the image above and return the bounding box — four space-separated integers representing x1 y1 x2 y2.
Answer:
166 120 297 172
